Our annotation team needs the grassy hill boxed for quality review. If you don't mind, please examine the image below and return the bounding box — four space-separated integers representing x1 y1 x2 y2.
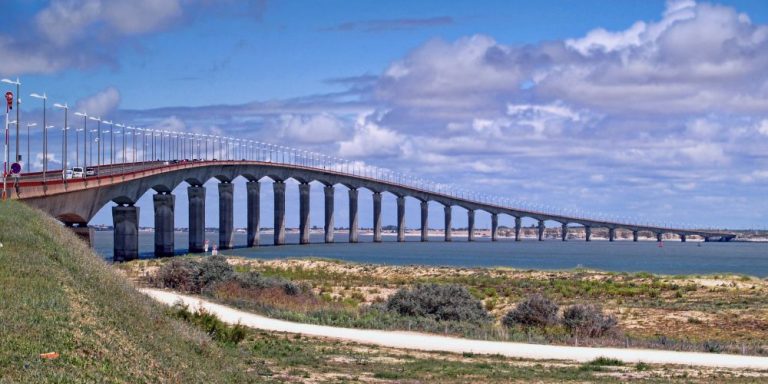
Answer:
0 200 255 383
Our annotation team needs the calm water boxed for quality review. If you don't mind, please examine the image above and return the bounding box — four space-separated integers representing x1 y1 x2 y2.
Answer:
92 231 768 277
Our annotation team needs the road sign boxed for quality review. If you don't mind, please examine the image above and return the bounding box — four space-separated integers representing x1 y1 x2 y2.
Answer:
10 162 20 174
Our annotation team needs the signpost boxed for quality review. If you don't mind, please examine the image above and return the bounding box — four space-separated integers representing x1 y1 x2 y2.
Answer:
3 92 12 201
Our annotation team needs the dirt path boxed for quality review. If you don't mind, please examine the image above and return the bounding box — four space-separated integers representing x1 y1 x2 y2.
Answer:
142 288 768 370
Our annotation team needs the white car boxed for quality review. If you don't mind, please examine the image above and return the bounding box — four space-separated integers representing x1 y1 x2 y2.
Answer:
63 169 73 179
71 167 84 178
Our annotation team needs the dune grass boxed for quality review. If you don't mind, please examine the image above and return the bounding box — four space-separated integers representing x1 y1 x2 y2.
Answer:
0 200 256 383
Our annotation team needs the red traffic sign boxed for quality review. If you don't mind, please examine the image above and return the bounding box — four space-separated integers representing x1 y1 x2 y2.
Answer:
10 162 21 174
5 92 12 111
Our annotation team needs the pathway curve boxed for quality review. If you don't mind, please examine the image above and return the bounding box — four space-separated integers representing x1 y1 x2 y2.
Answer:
141 288 768 370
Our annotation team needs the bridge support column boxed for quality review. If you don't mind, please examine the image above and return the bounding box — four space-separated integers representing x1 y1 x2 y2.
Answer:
324 185 334 243
444 205 452 242
299 183 311 244
153 193 175 257
113 204 139 262
65 222 93 247
491 213 498 242
420 201 429 242
273 181 286 245
632 230 639 242
188 185 205 253
561 223 568 241
468 210 475 242
704 236 710 242
608 228 616 242
348 188 358 243
218 182 234 250
537 220 545 241
680 234 687 243
373 192 382 242
514 217 521 241
657 233 663 242
246 181 260 247
397 196 406 242
585 226 592 242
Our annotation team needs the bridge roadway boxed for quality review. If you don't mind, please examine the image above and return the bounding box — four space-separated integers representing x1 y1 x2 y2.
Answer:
9 160 735 261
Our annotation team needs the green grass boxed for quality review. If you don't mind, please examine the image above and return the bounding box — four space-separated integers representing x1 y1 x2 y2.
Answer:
0 200 257 383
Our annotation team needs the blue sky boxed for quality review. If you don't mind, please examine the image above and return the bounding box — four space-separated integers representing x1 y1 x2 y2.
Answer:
2 0 767 230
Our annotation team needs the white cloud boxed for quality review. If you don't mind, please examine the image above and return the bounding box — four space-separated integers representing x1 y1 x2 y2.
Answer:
758 119 768 136
75 87 121 117
678 143 728 165
276 113 347 144
338 113 405 157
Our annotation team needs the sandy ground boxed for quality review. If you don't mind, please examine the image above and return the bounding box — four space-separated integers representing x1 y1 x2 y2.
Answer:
142 288 768 370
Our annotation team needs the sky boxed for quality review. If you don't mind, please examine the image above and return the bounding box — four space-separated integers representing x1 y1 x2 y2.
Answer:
1 0 767 230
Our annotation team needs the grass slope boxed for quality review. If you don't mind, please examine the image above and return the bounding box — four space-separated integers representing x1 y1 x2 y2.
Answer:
0 201 255 383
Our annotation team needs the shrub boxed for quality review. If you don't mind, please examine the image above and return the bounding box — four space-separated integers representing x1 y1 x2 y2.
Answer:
562 304 618 338
503 293 559 328
385 283 490 323
155 259 202 293
198 255 234 288
168 303 247 345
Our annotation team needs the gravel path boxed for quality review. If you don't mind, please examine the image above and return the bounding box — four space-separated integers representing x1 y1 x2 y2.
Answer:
142 288 768 370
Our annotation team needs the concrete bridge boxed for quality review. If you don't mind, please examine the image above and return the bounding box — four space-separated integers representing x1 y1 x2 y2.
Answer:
11 160 736 261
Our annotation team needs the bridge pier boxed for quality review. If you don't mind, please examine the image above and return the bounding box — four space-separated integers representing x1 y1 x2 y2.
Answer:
514 217 521 241
561 223 568 241
273 181 286 245
299 183 311 244
467 209 475 242
153 192 175 257
66 222 93 247
246 181 260 247
657 232 663 242
680 234 687 243
491 213 498 242
632 230 639 242
585 226 591 242
420 201 428 242
608 228 615 242
113 204 139 262
188 185 206 253
218 182 234 250
444 205 452 242
349 188 358 243
537 220 545 241
704 236 710 242
324 185 334 243
397 196 405 242
373 192 382 242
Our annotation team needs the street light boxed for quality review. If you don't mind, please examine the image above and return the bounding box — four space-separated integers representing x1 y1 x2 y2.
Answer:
25 123 36 173
89 116 101 173
53 103 68 179
74 112 87 170
102 120 113 167
2 78 21 163
30 93 48 183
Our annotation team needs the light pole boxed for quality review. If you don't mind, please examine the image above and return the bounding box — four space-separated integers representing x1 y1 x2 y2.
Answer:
25 123 35 173
30 93 47 183
53 103 68 179
102 120 113 168
89 116 101 174
74 112 87 170
2 78 21 163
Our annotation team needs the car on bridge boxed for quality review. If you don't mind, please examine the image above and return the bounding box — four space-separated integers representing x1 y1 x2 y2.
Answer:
71 167 84 178
85 167 97 176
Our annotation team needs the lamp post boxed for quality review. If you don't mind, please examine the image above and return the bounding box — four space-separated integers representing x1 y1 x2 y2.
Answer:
25 123 35 173
53 103 68 179
29 93 47 183
2 78 21 163
89 117 101 174
74 112 87 170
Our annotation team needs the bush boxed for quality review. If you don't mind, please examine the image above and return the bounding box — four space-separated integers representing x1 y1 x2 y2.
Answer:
155 259 202 293
169 303 247 345
199 255 234 288
562 304 618 338
154 256 234 293
385 283 490 323
503 293 559 328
